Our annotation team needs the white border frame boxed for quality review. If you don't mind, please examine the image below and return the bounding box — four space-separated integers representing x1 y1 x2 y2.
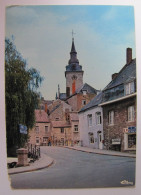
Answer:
0 0 141 195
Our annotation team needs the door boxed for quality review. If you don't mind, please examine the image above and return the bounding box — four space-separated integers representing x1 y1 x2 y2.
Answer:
98 133 103 149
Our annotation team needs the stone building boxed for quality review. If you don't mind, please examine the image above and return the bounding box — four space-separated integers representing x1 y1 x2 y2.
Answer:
78 92 104 149
100 48 136 152
29 109 51 146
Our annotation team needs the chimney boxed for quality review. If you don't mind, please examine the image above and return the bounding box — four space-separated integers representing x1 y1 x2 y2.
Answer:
112 73 118 80
126 48 132 65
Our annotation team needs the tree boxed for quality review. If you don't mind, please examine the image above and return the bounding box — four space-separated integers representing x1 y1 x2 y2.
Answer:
5 39 43 154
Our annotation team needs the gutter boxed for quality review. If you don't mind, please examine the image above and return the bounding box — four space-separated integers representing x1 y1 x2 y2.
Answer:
99 92 136 106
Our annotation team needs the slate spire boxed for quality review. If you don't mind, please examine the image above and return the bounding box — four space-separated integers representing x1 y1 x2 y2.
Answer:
69 38 79 64
71 38 77 53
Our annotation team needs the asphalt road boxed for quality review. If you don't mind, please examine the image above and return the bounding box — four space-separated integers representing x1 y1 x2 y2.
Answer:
9 146 136 189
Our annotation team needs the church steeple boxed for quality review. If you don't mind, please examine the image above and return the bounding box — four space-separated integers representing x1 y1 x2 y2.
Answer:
65 35 84 97
71 38 76 53
68 38 79 64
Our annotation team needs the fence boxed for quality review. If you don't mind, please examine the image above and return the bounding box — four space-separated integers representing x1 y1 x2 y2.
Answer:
27 143 41 162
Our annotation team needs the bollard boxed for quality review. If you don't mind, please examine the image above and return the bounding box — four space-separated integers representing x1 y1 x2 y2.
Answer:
16 148 29 167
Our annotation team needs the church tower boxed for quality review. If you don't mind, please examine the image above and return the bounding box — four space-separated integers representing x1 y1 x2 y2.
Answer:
65 38 84 97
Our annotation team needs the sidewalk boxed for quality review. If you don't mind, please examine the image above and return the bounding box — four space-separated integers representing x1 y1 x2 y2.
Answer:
64 146 136 158
8 153 54 175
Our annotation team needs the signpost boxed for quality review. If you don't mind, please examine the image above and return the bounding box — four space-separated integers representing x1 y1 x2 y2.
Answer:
123 127 136 133
19 124 27 134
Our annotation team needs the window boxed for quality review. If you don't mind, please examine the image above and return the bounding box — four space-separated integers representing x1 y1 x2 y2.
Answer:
125 82 135 95
87 114 92 127
36 137 40 144
61 128 64 133
55 118 59 121
82 90 87 95
66 113 70 121
89 133 94 143
96 112 102 124
128 106 135 122
109 111 114 125
82 100 86 106
128 134 136 149
35 126 39 134
43 137 48 142
74 125 78 132
45 126 48 134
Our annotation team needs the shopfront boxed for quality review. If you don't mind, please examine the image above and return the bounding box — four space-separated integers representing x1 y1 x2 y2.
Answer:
124 127 136 151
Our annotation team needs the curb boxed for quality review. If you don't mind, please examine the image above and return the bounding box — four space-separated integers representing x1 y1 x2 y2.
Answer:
8 158 54 175
64 146 136 158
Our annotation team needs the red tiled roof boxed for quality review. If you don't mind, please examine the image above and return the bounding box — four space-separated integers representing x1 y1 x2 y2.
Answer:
35 109 49 122
70 113 79 121
51 121 71 128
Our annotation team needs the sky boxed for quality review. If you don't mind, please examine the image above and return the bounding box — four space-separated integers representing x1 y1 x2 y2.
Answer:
5 5 136 100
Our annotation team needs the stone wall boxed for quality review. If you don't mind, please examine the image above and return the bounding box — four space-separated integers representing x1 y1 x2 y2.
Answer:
103 96 136 151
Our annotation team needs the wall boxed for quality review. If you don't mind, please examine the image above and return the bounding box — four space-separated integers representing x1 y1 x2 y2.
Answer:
66 72 83 96
29 122 51 146
103 96 136 151
79 106 103 149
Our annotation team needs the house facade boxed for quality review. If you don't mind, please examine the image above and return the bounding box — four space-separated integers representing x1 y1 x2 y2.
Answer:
100 48 136 152
78 92 104 149
29 110 51 146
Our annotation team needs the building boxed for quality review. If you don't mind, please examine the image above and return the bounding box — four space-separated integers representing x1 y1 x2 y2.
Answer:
29 38 99 147
100 48 136 152
65 37 84 98
29 109 51 146
65 83 99 112
78 92 104 149
59 38 99 109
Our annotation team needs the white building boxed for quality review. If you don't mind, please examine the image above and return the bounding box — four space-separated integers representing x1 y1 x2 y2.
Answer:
78 92 104 149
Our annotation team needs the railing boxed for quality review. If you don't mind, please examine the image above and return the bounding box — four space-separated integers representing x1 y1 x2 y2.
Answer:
27 143 41 162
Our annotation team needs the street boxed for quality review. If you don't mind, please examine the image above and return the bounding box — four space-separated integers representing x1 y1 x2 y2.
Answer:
9 146 136 189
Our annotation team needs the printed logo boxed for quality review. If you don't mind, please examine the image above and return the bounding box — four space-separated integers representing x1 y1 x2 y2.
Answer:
120 180 133 185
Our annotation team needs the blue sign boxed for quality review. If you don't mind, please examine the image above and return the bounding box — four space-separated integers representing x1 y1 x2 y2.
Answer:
128 126 136 133
19 124 27 134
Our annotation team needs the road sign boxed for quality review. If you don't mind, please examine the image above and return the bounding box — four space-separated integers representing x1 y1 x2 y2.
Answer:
19 124 27 134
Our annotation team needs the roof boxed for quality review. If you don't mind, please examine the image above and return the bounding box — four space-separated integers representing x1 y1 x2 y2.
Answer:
49 104 61 115
70 112 79 121
65 83 98 101
79 92 103 113
103 59 136 91
35 110 49 123
51 121 71 128
76 83 98 94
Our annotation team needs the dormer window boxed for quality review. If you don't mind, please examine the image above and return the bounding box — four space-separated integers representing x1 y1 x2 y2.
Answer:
82 90 87 95
125 81 135 95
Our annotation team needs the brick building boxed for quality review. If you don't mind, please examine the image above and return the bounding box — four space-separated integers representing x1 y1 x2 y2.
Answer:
29 110 51 146
100 48 136 152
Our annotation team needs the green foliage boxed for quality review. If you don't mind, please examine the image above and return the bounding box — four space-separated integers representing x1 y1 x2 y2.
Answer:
5 38 43 150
